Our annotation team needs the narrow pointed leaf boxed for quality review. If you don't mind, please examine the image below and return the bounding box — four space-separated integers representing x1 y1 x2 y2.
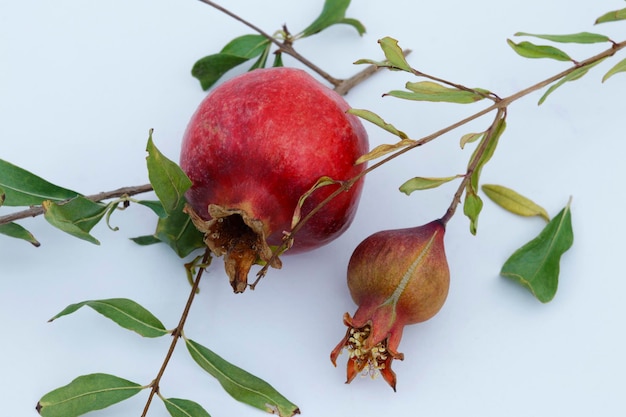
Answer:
0 222 40 246
595 7 626 24
292 176 341 228
460 132 484 149
463 190 483 235
248 44 271 70
146 131 192 215
602 57 626 82
339 17 366 35
348 108 408 139
162 397 212 417
192 34 271 90
42 197 108 244
538 59 606 104
137 200 167 218
514 31 610 44
272 51 284 68
355 138 416 165
154 203 205 257
49 298 168 338
353 58 395 68
507 39 572 62
501 201 574 303
469 117 507 190
300 0 364 37
221 34 270 58
130 234 162 246
482 184 550 221
36 373 143 417
186 338 300 417
389 81 488 104
400 176 460 195
0 158 80 206
378 37 412 72
192 54 249 90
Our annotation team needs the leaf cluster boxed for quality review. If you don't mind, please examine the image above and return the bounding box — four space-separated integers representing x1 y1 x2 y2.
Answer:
38 298 299 417
345 4 625 301
0 131 203 257
192 0 365 90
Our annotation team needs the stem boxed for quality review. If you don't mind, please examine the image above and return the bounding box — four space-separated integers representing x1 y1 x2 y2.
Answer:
334 49 413 96
140 249 211 417
439 108 506 225
252 39 626 286
0 184 153 226
196 0 342 86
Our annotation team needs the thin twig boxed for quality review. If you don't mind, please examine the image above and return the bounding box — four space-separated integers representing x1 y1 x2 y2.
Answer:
141 250 211 417
334 49 413 96
252 39 626 287
0 184 153 226
439 108 507 226
196 0 342 86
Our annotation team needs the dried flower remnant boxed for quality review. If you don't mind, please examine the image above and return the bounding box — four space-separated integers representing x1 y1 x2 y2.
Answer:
331 220 450 390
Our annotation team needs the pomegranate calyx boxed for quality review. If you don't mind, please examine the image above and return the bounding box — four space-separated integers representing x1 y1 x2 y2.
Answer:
330 312 404 391
185 204 282 293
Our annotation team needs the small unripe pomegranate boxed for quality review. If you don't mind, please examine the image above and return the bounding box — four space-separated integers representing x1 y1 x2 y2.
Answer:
180 67 368 292
330 220 450 391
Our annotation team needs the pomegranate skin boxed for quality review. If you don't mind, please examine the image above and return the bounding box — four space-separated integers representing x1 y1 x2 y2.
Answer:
180 67 368 291
331 220 450 390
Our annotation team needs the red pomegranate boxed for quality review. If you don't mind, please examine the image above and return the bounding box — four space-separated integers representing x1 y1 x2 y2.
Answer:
180 67 369 292
331 220 450 390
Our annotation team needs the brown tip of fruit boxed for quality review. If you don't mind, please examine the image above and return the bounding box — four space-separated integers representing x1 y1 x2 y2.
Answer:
185 204 281 293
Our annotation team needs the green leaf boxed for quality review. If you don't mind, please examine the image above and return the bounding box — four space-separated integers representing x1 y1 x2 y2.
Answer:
0 222 40 246
355 138 416 165
399 176 460 195
221 34 270 58
300 0 365 37
130 234 162 245
482 184 550 222
162 397 212 417
348 108 408 139
507 39 572 62
36 373 143 417
248 44 271 70
146 130 192 215
340 17 366 35
291 176 342 229
514 31 611 44
463 190 483 235
137 200 167 218
272 51 284 68
185 338 300 417
595 7 626 24
42 197 108 244
538 58 606 105
353 58 395 68
386 81 488 104
154 203 205 258
501 200 574 303
192 54 249 90
469 117 507 190
49 298 168 338
602 57 626 82
192 34 272 90
460 132 484 149
0 158 80 206
377 37 412 72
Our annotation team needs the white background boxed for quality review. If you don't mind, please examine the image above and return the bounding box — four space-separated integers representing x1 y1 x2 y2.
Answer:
1 1 625 416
